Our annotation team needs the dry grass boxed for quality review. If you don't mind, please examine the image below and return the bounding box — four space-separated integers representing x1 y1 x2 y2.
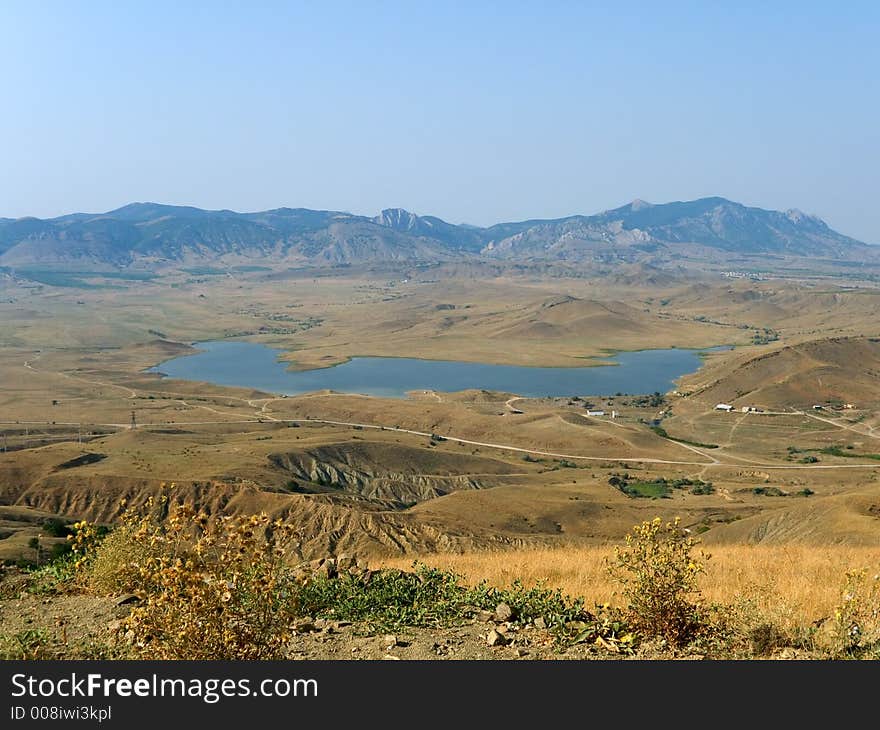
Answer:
378 543 880 629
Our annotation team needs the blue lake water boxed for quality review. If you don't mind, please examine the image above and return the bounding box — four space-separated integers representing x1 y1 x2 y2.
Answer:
148 340 729 398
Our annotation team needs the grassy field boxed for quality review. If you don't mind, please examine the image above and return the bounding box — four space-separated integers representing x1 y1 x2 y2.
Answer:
379 543 880 630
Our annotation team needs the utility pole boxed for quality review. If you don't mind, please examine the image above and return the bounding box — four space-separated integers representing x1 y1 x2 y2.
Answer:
130 411 137 430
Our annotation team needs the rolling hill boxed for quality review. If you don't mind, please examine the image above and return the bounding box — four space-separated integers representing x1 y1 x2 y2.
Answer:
679 336 880 411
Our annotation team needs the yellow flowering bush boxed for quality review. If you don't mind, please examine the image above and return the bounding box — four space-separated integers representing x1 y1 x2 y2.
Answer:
607 517 708 645
115 491 303 659
828 568 880 658
66 520 104 571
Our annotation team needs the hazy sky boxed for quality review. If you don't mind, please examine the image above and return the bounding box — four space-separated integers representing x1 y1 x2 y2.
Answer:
1 2 877 242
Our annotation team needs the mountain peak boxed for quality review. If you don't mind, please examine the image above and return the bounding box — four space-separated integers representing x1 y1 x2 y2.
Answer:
102 202 216 221
629 199 652 211
784 208 825 227
374 208 419 231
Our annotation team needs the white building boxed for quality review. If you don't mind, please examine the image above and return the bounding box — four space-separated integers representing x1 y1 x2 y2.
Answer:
715 403 734 412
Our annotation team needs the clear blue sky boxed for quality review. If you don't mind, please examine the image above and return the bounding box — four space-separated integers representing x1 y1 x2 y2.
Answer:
1 1 877 241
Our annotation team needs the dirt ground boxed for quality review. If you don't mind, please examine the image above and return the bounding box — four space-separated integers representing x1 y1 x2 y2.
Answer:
0 586 723 661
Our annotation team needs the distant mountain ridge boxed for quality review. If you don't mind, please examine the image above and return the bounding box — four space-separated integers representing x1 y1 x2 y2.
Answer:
0 197 872 269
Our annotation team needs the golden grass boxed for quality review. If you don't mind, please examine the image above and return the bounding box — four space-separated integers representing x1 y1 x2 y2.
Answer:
377 544 880 628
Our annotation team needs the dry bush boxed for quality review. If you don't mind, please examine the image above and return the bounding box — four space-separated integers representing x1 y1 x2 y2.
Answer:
88 524 159 595
81 485 305 660
88 497 169 595
123 503 302 660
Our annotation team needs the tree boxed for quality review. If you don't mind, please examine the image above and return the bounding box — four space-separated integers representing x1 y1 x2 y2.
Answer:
27 536 41 564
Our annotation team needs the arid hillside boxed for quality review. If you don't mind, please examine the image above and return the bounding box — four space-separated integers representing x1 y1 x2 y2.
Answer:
678 336 880 411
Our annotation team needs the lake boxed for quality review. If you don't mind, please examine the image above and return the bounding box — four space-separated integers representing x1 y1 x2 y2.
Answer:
147 340 728 398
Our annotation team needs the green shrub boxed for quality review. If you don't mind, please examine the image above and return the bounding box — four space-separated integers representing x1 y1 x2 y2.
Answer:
298 563 592 635
41 518 72 538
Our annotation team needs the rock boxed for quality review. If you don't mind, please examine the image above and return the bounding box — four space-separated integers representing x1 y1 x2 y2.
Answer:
382 654 400 661
294 620 317 634
318 559 338 579
307 558 338 579
113 605 134 619
115 594 140 606
107 620 122 632
382 634 397 649
513 648 528 658
476 610 494 623
534 617 547 630
494 602 516 622
487 629 507 647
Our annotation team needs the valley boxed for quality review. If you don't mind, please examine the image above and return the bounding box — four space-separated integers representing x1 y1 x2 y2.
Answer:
2 254 880 569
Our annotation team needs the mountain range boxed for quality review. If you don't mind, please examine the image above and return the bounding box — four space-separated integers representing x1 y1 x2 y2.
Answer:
0 197 872 269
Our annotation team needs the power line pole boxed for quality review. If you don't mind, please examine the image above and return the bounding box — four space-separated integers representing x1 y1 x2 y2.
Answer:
130 411 137 430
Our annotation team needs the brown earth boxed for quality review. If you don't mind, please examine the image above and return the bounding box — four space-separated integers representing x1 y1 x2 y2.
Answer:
2 268 880 564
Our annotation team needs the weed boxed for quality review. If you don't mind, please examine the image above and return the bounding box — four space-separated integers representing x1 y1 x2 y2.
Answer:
0 629 55 659
25 554 80 595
